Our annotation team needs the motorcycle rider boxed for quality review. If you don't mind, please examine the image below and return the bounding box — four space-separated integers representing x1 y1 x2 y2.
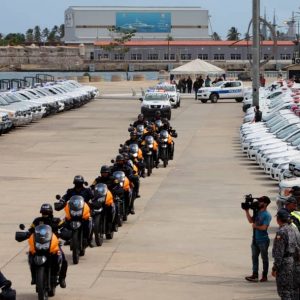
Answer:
129 144 146 178
60 175 94 204
133 113 147 127
91 165 113 189
141 134 159 168
0 272 15 299
125 131 139 146
152 110 162 122
56 176 93 247
28 204 67 288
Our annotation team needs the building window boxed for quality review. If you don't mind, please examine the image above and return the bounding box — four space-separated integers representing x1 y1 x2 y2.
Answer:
230 54 241 60
198 54 208 60
131 53 142 60
280 54 291 60
114 53 125 60
181 53 192 60
214 54 225 60
148 53 158 60
164 53 175 60
98 53 109 60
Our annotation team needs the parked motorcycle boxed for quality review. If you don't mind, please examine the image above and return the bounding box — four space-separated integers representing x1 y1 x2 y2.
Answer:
15 224 60 300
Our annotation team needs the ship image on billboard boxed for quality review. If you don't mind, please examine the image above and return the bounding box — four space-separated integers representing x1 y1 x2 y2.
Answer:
116 12 171 33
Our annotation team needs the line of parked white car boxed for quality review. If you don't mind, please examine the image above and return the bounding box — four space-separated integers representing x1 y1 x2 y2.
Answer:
0 80 99 135
240 79 300 207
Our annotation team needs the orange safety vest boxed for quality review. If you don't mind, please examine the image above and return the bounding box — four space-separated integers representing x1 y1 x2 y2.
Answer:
124 177 131 192
64 202 91 221
168 135 173 144
28 233 59 255
105 190 114 206
138 148 144 160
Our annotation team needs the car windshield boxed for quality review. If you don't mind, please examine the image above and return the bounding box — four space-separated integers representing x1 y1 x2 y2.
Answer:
144 93 168 101
157 86 175 92
0 97 9 106
269 120 288 133
286 131 300 142
1 94 18 104
277 125 298 139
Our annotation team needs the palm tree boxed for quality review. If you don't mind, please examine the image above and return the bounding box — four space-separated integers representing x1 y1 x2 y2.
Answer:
227 27 240 41
166 34 173 60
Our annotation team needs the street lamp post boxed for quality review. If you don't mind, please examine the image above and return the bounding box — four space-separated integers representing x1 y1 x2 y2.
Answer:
252 0 260 107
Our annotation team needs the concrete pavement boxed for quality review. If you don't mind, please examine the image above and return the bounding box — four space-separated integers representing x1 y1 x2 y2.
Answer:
0 95 279 299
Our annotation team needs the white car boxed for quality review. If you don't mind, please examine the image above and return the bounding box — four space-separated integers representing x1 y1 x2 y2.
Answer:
156 83 181 108
140 91 172 120
197 80 244 103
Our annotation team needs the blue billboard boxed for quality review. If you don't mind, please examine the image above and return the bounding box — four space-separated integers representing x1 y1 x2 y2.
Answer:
116 12 171 33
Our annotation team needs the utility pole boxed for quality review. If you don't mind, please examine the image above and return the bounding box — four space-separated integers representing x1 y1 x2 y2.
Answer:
252 0 260 106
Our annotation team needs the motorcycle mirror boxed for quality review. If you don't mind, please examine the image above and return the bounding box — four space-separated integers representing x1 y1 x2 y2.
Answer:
19 224 25 230
129 124 133 126
111 159 115 163
120 144 123 147
84 181 88 186
55 194 61 200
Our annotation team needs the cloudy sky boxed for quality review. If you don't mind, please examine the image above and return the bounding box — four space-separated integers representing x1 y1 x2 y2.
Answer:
0 0 298 38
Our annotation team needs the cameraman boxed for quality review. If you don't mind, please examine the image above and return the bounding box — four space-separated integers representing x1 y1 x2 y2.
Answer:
244 196 272 282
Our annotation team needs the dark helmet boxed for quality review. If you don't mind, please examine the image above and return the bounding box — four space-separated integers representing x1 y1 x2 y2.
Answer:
100 165 110 174
160 130 169 139
136 124 144 135
122 144 130 153
130 131 137 138
40 203 53 216
94 183 108 198
138 113 144 121
155 110 161 117
116 154 125 164
73 175 84 185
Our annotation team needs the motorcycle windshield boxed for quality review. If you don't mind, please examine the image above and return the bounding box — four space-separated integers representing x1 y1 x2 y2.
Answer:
69 196 84 211
113 171 125 182
34 224 52 244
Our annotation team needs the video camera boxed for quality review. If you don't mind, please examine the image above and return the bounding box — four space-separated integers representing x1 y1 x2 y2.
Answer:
241 194 260 211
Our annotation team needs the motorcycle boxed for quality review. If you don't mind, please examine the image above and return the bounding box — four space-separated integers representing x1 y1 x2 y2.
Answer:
112 171 130 224
90 187 114 246
143 135 155 176
158 130 170 168
54 195 90 265
15 224 60 300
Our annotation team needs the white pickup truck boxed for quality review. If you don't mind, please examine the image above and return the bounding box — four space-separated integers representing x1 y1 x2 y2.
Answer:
197 81 245 103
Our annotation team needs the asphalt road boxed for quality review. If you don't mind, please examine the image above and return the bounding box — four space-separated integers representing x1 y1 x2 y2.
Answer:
0 96 279 299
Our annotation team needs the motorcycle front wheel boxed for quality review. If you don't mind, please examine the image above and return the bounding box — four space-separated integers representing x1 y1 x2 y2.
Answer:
72 230 80 264
94 214 104 247
36 266 48 300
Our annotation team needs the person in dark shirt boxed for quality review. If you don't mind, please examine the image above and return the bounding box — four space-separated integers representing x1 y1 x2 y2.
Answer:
186 76 193 93
252 106 262 123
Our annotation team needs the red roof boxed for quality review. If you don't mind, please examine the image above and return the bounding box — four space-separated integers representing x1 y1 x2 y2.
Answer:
94 40 294 47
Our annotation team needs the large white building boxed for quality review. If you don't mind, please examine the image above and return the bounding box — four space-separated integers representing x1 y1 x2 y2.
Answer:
64 6 210 44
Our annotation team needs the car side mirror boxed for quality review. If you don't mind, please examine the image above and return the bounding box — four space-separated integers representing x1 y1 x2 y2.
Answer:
19 224 25 230
55 194 61 200
139 98 143 102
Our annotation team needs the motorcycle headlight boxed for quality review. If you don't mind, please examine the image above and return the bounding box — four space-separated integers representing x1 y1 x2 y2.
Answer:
35 241 50 250
148 144 153 148
163 138 168 142
70 210 83 217
133 153 138 157
120 182 124 187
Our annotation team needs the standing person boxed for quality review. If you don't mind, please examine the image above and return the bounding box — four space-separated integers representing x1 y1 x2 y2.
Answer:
251 106 262 123
205 75 211 87
260 74 266 87
244 196 272 282
186 76 193 93
182 77 187 93
193 77 200 100
178 78 183 93
272 209 300 300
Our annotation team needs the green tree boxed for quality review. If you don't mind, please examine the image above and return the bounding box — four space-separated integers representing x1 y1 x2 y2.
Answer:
42 27 49 45
58 24 65 39
25 28 34 44
211 32 221 41
4 33 25 45
227 27 240 41
34 26 41 44
101 26 136 59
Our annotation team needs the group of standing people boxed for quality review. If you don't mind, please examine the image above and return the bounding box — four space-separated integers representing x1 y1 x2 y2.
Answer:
245 186 300 300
